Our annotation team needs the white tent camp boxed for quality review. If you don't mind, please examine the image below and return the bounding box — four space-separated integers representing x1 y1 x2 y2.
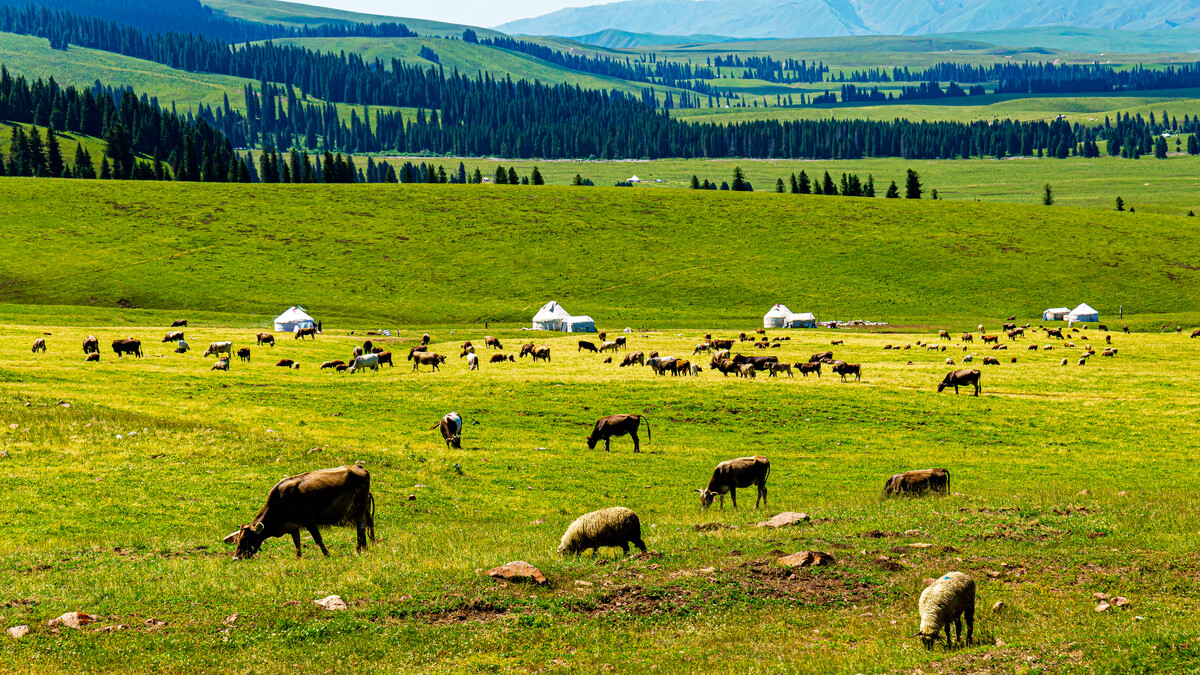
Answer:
1068 303 1099 323
531 301 596 332
1042 307 1070 321
763 304 792 328
274 306 316 332
785 312 817 328
627 175 642 183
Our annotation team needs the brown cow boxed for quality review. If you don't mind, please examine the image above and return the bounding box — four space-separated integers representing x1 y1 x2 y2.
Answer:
698 456 770 510
768 363 793 378
938 369 981 396
1045 328 1063 339
755 328 766 335
620 352 645 367
320 360 346 369
961 333 974 342
111 339 143 358
519 343 535 358
294 327 317 340
614 336 627 350
257 333 275 347
831 339 844 346
809 351 834 363
163 331 184 342
430 412 463 449
276 359 296 367
407 345 427 360
171 319 188 328
484 336 502 350
739 332 748 342
223 464 375 559
598 331 607 342
411 353 446 372
1191 329 1200 338
794 362 821 377
459 346 475 358
362 340 374 354
938 330 950 340
490 353 515 363
531 346 551 363
882 469 949 497
32 338 47 353
833 363 861 381
982 356 1000 365
710 358 739 376
421 333 431 346
981 335 999 344
376 352 394 367
672 358 692 376
586 414 650 452
461 340 473 350
712 339 734 350
737 363 757 378
237 347 251 363
82 335 99 354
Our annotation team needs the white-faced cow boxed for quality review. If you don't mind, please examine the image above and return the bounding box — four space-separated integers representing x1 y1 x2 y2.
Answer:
432 412 463 449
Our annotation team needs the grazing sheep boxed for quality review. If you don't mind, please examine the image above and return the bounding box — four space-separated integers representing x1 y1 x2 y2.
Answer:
1010 357 1017 363
32 338 47 353
962 354 974 363
1028 344 1039 350
276 359 296 368
320 360 345 369
981 356 999 365
557 507 646 557
916 572 976 649
212 359 230 371
1061 358 1068 366
1078 357 1087 366
85 353 99 362
945 357 954 365
831 339 844 346
82 335 99 354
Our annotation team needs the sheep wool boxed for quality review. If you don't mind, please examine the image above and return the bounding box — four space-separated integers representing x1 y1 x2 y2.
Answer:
558 507 646 556
917 571 976 648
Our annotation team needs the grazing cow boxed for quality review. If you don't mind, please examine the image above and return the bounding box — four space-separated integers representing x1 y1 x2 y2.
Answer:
620 352 645 367
85 353 100 362
739 332 748 342
755 328 766 335
768 363 793 378
1002 323 1016 331
222 464 375 559
712 339 734 350
713 349 731 362
833 363 861 381
578 340 598 353
982 356 999 365
1104 334 1112 345
531 346 551 363
647 351 659 360
586 414 650 452
295 327 317 340
754 341 769 349
981 335 999 344
256 333 275 347
411 353 446 372
938 330 950 340
111 339 143 358
82 336 99 354
938 369 981 396
212 359 230 371
1046 328 1063 339
237 347 251 363
406 345 428 360
203 341 233 359
710 358 739 376
1078 357 1088 366
352 346 364 360
1123 325 1130 334
375 352 394 368
421 333 431 346
1098 324 1108 332
598 331 607 342
603 356 612 364
362 340 374 354
519 343 535 358
831 339 844 346
1028 344 1039 350
320 360 345 369
459 346 475 358
31 338 47 353
461 340 473 350
163 331 184 343
490 353 514 363
350 354 380 373
735 354 778 370
698 456 770 510
614 336 627 350
371 347 384 354
646 356 672 374
672 358 692 376
485 336 502 350
599 341 620 353
335 365 348 372
961 333 974 342
467 353 479 370
1102 349 1117 357
1065 342 1076 348
175 340 189 354
1191 329 1200 338
692 342 712 355
276 359 296 368
432 412 463 448
1007 328 1024 340
810 351 834 363
882 468 950 497
794 362 821 378
737 363 757 378
171 319 188 328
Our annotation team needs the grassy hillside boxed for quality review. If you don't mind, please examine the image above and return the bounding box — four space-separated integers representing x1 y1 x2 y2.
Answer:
1 178 1198 326
0 122 108 166
200 0 500 38
932 26 1200 54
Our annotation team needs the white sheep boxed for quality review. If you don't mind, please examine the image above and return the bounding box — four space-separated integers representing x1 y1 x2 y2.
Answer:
962 354 974 363
558 506 646 557
916 571 975 648
945 358 954 365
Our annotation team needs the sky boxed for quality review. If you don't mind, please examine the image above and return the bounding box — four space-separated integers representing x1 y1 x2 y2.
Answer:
281 0 617 28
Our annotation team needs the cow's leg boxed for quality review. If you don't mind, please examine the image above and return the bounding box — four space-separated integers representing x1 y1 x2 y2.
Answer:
974 381 980 397
630 430 640 453
307 524 330 556
954 384 959 394
604 437 610 452
757 481 767 508
291 531 303 557
729 488 738 509
356 518 368 553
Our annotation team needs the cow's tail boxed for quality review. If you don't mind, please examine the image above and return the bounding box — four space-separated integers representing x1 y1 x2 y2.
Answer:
367 492 377 541
429 422 440 430
642 416 651 444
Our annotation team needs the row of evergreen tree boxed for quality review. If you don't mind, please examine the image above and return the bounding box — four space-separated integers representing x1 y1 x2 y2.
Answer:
842 61 1200 94
690 167 927 198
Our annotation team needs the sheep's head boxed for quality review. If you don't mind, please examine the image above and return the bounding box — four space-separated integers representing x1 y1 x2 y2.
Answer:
916 629 940 648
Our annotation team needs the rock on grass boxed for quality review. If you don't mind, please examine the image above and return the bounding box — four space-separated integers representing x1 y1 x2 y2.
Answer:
486 561 548 586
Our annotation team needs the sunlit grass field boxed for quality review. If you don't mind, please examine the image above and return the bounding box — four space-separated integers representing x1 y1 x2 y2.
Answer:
1 313 1199 672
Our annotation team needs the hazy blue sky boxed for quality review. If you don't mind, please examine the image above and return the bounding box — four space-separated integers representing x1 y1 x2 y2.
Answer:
284 0 615 27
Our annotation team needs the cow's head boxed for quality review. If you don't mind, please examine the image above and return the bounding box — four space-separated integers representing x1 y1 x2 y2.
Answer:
223 521 266 560
696 488 717 509
936 381 947 393
585 435 598 450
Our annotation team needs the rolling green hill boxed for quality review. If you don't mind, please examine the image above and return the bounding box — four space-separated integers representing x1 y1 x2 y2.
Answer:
1 178 1197 326
200 0 499 38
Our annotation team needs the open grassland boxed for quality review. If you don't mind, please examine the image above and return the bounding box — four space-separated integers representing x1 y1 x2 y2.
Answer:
201 0 504 38
0 122 107 166
1 314 1200 672
377 154 1200 215
2 179 1200 326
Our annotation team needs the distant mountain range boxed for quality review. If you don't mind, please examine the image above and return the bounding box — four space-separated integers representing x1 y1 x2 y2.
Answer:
497 0 1200 39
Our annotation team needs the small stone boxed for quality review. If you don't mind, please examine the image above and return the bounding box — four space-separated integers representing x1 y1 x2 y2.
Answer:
995 638 1005 647
574 580 593 587
992 601 1006 614
907 542 933 549
1093 592 1110 600
1113 596 1130 607
7 625 29 639
314 595 348 611
903 529 921 535
1117 491 1128 497
7 424 17 430
698 567 716 574
47 612 98 629
756 512 811 528
222 614 238 626
486 561 547 586
529 519 544 526
777 551 835 568
1095 602 1111 612
1077 490 1090 496
59 402 71 408
144 618 166 628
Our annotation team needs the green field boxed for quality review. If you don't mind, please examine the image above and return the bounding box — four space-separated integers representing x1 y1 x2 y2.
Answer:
2 181 1200 671
202 0 502 38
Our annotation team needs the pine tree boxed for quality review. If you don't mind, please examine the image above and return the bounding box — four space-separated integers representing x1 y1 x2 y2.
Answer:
731 166 747 191
571 173 583 186
775 178 785 193
885 181 900 198
1188 135 1199 155
473 168 483 183
458 162 468 183
904 169 922 199
99 156 112 179
789 173 799 194
1115 196 1125 211
797 170 810 194
73 144 95 179
45 126 64 178
520 176 529 185
495 166 508 184
865 174 876 197
821 171 837 196
1154 136 1168 159
690 175 700 189
531 166 544 185
1042 183 1054 206
27 127 47 177
508 167 519 185
103 123 135 179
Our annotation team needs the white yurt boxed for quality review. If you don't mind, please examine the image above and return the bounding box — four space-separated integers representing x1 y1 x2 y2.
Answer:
785 312 817 328
565 315 596 333
763 303 792 328
1042 307 1070 321
273 306 316 332
532 301 571 331
1067 303 1099 323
